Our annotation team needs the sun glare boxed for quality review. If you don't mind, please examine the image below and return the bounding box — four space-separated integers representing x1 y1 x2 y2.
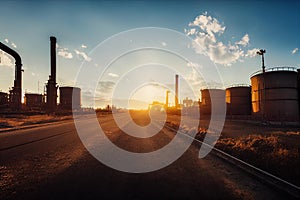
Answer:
129 84 167 110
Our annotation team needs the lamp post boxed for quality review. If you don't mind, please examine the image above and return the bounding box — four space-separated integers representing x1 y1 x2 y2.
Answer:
257 49 266 73
256 49 266 121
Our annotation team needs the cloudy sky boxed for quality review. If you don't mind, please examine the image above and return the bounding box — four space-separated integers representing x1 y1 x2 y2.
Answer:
0 0 299 108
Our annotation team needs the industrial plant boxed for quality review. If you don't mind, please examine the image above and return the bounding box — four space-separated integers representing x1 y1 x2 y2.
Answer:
159 49 300 123
0 36 81 113
0 39 300 123
198 49 300 123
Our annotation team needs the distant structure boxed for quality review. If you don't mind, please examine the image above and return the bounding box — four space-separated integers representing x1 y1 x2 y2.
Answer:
59 87 81 110
24 93 44 110
175 74 179 109
0 92 9 110
226 85 251 115
183 97 193 107
46 36 58 113
251 67 299 121
165 90 170 109
0 42 23 111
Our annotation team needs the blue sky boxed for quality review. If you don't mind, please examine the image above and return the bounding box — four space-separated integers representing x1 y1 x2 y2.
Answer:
0 0 299 108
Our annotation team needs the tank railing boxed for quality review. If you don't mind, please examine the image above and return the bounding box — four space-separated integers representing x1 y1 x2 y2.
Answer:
226 83 251 89
251 66 297 77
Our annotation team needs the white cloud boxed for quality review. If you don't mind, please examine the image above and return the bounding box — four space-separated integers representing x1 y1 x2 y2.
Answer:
11 42 17 48
236 34 249 46
4 38 9 43
186 12 257 66
161 42 167 46
74 49 91 62
292 48 298 54
0 50 14 67
108 72 119 78
189 13 225 36
58 47 73 59
81 44 87 48
246 48 260 57
187 62 202 68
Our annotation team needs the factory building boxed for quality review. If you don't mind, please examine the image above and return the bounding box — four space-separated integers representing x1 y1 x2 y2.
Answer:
24 93 44 110
250 67 299 121
226 85 251 115
59 87 81 110
0 92 9 110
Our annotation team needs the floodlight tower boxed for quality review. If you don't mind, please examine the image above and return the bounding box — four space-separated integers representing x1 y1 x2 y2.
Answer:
256 49 266 73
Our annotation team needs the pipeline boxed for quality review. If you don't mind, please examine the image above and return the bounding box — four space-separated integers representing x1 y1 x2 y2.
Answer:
0 42 22 110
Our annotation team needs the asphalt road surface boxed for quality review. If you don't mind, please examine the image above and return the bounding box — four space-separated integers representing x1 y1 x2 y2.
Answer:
0 112 289 199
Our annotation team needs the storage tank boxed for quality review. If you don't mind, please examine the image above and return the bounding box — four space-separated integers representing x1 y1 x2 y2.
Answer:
200 89 225 115
226 85 251 115
250 67 299 121
59 87 81 110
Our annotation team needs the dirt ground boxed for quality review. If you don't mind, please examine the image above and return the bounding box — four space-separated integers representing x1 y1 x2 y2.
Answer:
0 114 72 130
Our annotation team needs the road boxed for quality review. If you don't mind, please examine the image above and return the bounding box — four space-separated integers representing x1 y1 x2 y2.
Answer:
0 112 289 199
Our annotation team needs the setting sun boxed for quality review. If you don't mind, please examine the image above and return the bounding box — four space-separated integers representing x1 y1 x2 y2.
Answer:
129 84 171 109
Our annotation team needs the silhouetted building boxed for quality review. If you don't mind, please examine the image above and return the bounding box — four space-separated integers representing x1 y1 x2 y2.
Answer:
183 97 193 107
25 93 44 110
0 92 9 110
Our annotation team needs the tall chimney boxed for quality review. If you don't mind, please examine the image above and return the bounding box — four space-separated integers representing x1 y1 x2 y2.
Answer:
175 74 179 108
46 36 58 113
50 36 56 83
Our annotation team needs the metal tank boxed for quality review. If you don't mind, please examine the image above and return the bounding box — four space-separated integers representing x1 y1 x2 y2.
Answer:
59 87 81 110
250 67 299 121
200 89 226 116
226 85 251 115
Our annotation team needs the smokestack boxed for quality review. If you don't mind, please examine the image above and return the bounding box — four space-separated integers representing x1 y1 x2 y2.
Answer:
175 74 179 108
46 36 58 113
165 90 169 109
50 36 56 83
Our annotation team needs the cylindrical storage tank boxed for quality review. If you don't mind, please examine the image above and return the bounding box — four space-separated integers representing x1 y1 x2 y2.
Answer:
250 67 299 121
298 69 300 117
200 89 225 115
59 87 81 110
226 86 251 115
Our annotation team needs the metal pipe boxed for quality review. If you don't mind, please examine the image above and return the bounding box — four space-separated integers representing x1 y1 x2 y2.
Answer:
0 42 22 110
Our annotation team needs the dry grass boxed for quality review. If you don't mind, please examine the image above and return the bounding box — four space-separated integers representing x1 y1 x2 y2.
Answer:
196 130 300 185
166 118 300 186
0 115 72 129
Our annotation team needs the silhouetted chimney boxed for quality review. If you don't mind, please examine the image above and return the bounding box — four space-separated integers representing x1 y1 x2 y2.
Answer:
50 36 56 83
46 36 58 113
